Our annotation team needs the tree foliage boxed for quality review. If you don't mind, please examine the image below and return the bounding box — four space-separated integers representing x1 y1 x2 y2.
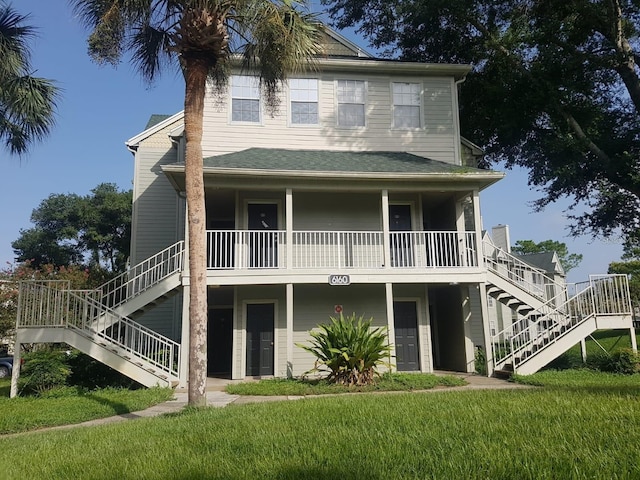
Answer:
0 2 59 157
70 0 321 406
512 239 583 273
322 0 640 243
12 183 131 272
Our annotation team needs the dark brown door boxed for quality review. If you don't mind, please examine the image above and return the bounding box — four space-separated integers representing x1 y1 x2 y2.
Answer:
389 204 414 267
208 308 233 375
246 303 274 376
248 203 278 268
394 301 420 371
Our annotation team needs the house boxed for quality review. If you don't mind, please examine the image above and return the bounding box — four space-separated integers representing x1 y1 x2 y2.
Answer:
11 29 635 391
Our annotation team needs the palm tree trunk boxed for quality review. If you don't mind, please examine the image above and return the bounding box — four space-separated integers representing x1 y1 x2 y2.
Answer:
183 56 208 407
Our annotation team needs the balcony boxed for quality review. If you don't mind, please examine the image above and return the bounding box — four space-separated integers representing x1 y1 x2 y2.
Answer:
206 230 479 272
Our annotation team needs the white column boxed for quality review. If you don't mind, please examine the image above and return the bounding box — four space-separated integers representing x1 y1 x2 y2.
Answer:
286 189 293 270
461 285 476 373
478 283 494 376
385 283 396 372
286 283 294 377
472 189 484 268
381 190 391 269
455 196 467 267
9 341 21 398
580 338 588 363
630 328 638 354
421 285 432 373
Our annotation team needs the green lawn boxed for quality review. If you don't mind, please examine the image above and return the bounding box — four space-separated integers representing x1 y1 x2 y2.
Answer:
0 371 638 479
0 379 173 434
548 329 640 369
225 372 466 395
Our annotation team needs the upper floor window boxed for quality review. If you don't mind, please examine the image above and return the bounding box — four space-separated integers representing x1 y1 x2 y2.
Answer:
231 75 260 123
337 80 366 127
290 78 319 125
392 82 421 128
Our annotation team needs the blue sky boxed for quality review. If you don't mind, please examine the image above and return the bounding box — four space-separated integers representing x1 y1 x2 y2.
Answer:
1 1 623 282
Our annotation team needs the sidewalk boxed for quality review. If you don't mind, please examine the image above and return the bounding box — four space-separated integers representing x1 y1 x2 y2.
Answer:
3 373 530 437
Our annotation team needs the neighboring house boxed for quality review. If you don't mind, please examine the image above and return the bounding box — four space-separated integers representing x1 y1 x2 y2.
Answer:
12 28 635 390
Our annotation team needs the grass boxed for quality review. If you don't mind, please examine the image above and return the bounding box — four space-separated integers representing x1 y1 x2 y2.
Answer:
0 378 174 434
0 371 639 479
225 372 467 396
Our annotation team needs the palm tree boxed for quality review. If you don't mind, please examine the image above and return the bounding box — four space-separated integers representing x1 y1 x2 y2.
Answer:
70 0 320 406
0 2 59 157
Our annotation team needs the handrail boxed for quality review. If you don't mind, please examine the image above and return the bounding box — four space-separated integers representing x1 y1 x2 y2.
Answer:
98 241 185 310
17 281 180 378
483 239 565 301
491 274 632 370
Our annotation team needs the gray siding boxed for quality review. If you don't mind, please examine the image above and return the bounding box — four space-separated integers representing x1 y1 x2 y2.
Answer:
293 192 381 231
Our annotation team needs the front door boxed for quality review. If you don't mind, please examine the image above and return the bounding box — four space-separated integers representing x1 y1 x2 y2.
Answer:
208 308 233 376
248 203 278 268
246 303 274 376
394 301 420 371
389 204 414 267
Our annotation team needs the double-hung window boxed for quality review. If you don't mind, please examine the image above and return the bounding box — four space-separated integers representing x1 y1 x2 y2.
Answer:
337 80 366 127
392 82 421 128
231 75 260 123
290 78 318 125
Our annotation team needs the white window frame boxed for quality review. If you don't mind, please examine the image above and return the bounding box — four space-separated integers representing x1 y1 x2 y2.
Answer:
230 75 261 124
392 82 422 129
336 79 366 128
289 78 319 126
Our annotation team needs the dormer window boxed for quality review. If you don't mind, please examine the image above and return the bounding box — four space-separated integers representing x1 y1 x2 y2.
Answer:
290 78 319 125
392 82 421 128
231 75 260 123
337 80 366 127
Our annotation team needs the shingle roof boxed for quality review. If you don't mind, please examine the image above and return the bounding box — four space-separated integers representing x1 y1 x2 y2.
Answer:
201 148 491 174
515 252 564 275
145 114 172 130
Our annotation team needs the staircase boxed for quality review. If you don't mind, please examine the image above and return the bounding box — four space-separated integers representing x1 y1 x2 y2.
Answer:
15 241 185 388
484 241 633 376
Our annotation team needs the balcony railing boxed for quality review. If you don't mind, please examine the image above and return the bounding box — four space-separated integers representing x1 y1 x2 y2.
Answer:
206 230 479 271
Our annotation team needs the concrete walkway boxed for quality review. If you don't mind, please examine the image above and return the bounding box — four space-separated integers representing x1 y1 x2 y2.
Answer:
3 373 530 437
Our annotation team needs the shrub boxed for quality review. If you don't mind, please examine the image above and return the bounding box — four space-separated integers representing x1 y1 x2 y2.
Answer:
603 348 640 374
474 346 487 376
19 348 71 395
67 351 140 389
297 312 391 386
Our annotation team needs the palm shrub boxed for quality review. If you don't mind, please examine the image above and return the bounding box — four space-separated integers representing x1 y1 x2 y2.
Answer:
298 313 391 386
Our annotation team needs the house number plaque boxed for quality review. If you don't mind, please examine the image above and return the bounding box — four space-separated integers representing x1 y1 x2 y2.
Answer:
329 274 351 286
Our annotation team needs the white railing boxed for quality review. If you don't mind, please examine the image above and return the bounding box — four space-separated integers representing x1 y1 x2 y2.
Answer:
389 231 479 268
491 274 632 371
17 281 180 378
206 229 479 270
206 230 286 269
99 241 185 309
293 231 383 269
483 240 566 301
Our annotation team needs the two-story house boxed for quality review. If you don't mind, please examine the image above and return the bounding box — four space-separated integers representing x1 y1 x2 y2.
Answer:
12 29 634 391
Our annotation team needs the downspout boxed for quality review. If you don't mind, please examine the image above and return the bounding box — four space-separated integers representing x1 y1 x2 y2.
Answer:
453 75 467 166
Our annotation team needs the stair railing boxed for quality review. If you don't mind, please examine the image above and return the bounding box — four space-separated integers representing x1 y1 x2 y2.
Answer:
18 281 180 378
98 241 185 310
483 240 566 301
491 275 632 371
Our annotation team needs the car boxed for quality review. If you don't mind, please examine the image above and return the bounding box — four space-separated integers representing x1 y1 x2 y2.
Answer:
0 353 13 379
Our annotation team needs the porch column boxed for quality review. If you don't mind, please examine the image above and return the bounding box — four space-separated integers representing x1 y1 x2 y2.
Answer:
462 286 476 373
9 341 22 398
286 189 293 270
179 198 190 389
286 283 294 377
422 285 433 373
385 283 396 372
472 189 484 268
478 283 494 376
630 327 638 354
381 190 391 269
